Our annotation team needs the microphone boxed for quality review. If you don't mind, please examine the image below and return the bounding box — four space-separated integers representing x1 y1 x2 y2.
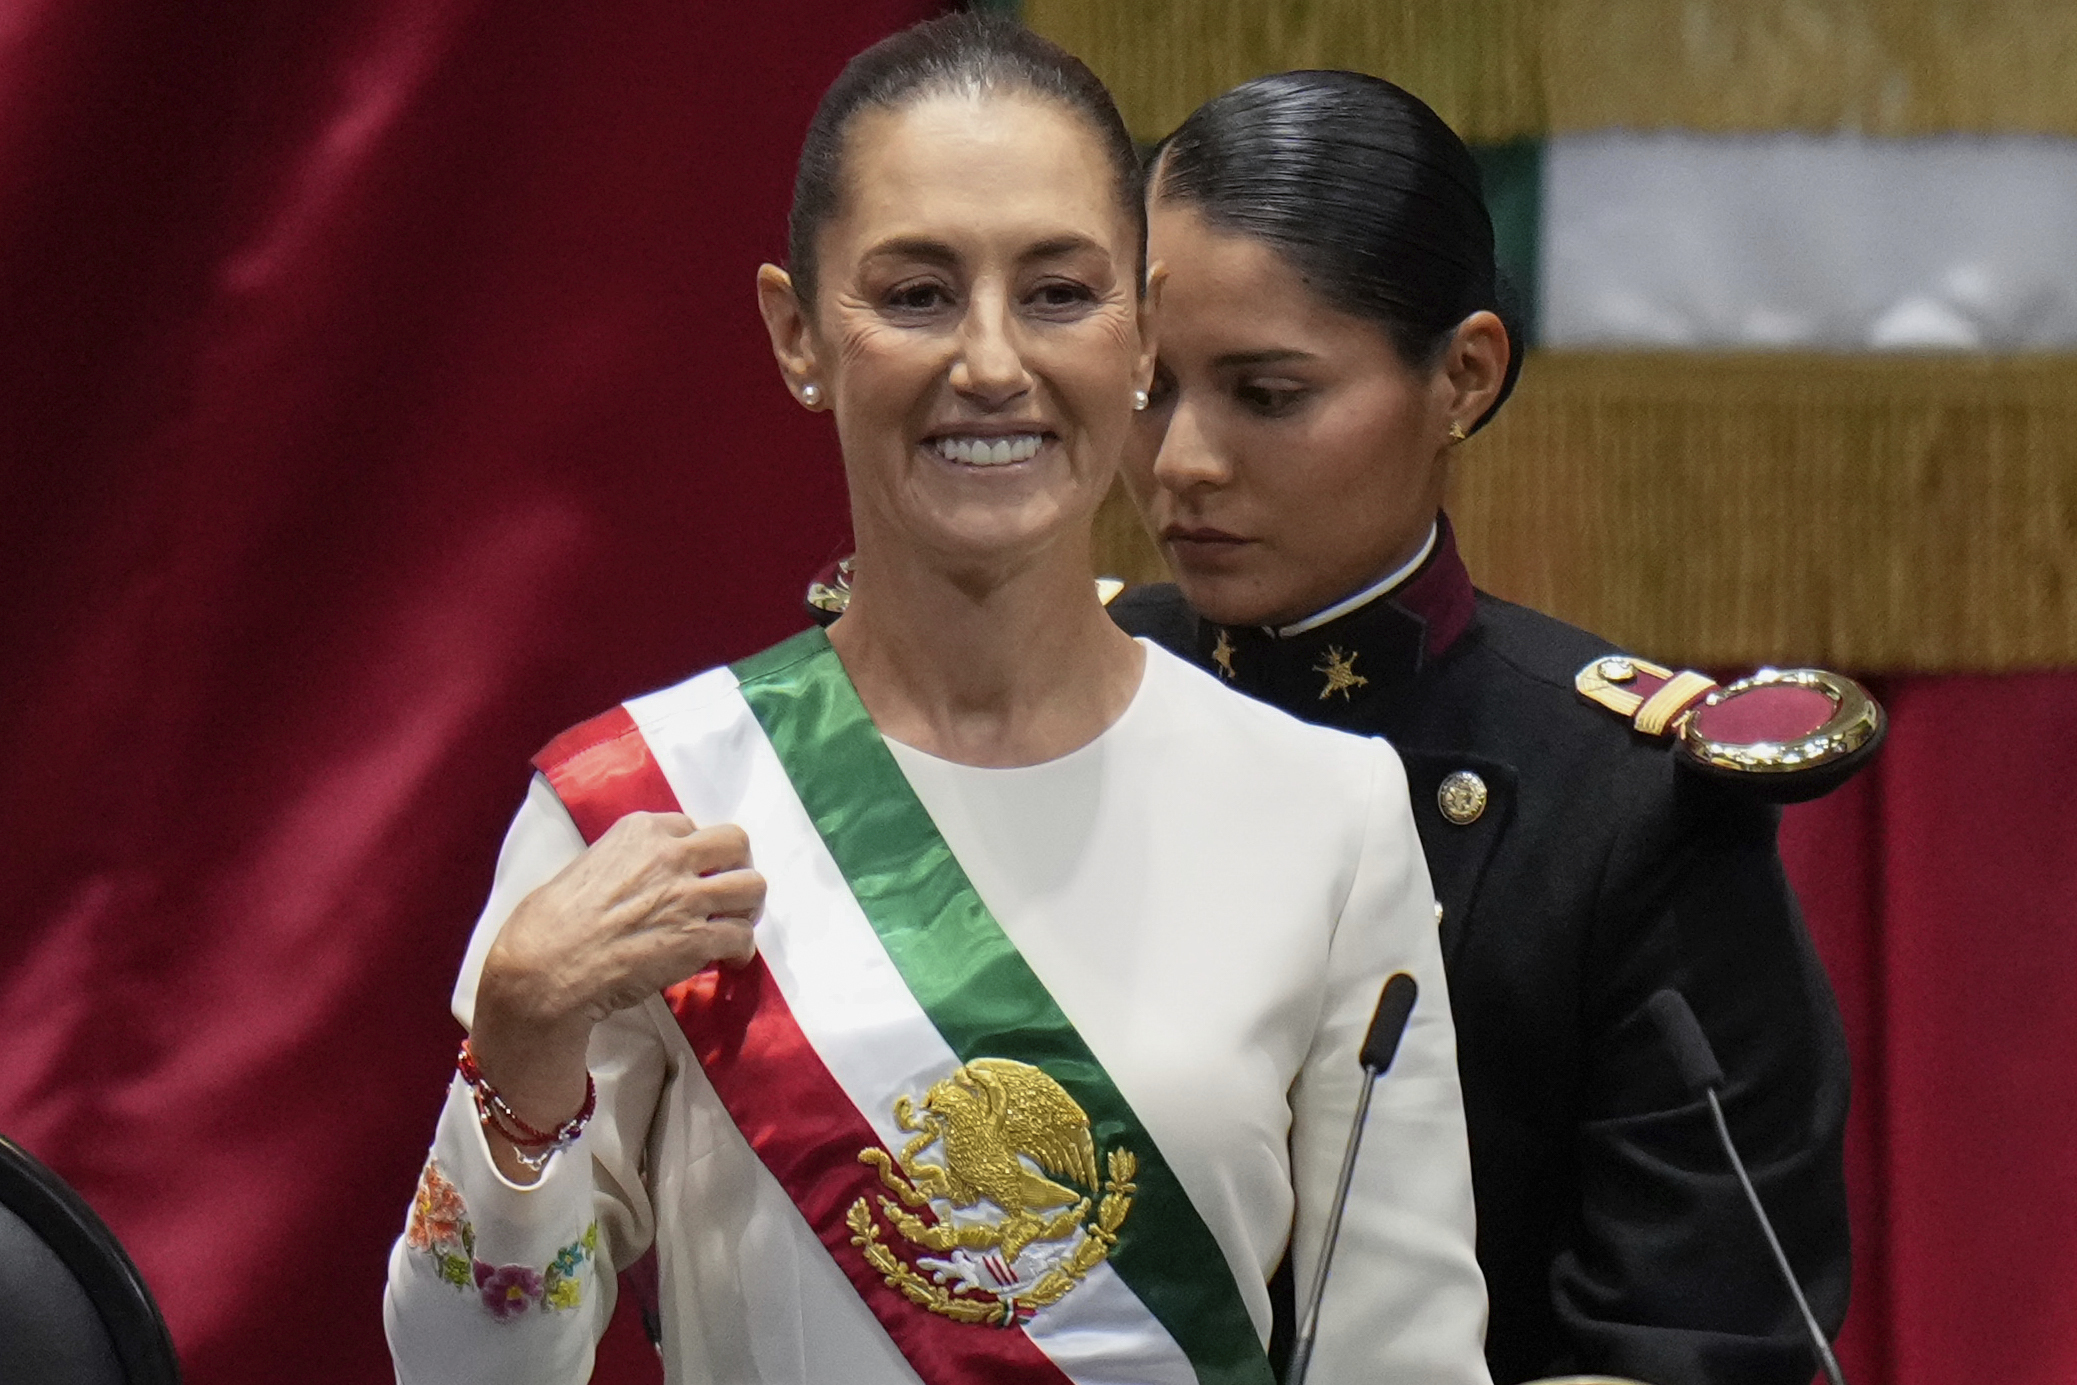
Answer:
1287 971 1418 1385
1360 971 1420 1072
1644 988 1847 1385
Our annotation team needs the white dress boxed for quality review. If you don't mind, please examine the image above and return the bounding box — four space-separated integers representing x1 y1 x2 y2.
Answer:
383 641 1490 1384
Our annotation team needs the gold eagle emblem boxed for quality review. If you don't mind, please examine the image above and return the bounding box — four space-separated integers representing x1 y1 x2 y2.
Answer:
851 1058 1136 1326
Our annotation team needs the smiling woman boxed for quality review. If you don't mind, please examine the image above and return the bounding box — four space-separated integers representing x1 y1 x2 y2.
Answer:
755 77 1151 757
382 17 1492 1385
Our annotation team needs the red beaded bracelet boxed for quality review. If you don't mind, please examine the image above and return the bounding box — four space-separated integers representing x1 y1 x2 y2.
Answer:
457 1039 596 1171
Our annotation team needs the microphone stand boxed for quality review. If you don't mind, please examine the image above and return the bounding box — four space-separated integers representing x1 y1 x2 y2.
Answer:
1703 1086 1846 1385
1286 1061 1379 1385
1286 972 1418 1385
1647 987 1847 1385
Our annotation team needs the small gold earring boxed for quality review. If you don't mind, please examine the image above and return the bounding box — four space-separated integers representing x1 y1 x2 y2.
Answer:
1447 421 1468 444
1133 388 1150 412
800 383 822 408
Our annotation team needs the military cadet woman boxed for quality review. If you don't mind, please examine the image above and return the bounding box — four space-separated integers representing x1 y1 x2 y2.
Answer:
1102 70 1867 1385
386 21 1494 1385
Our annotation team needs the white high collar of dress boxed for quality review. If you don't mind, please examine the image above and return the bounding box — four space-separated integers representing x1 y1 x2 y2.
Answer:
1271 521 1439 639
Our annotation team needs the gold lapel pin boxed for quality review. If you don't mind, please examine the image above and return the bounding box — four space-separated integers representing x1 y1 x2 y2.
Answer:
1314 646 1369 701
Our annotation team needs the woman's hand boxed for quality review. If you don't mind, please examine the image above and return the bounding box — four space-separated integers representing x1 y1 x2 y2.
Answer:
467 812 764 1169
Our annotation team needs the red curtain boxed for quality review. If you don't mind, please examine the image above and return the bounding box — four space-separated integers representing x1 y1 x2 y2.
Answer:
0 3 936 1381
4 6 2074 1385
1782 674 2077 1385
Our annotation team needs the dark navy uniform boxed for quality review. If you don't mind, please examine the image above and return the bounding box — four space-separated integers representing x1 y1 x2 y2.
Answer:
1107 516 1854 1385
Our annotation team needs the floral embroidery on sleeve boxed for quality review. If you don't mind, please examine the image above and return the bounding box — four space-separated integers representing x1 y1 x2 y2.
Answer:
408 1159 598 1322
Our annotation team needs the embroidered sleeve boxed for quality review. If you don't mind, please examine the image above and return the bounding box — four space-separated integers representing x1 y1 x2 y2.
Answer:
385 784 667 1385
405 1159 599 1321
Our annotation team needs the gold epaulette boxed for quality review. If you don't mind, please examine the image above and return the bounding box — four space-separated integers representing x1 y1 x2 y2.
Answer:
1576 655 1886 801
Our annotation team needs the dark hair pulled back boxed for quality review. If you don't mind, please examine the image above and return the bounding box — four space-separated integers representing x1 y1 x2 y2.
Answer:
1153 71 1523 431
787 13 1144 307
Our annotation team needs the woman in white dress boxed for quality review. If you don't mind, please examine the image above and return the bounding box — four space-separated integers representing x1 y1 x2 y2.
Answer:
383 17 1489 1385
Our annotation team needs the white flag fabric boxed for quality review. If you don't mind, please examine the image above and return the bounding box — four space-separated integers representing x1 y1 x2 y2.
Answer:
1542 132 2077 351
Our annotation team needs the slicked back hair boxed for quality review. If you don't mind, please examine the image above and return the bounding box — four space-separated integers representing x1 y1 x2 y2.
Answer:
1152 71 1524 432
786 13 1145 307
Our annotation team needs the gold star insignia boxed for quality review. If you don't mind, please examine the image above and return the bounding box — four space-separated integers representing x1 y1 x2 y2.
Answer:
1211 628 1237 680
1315 645 1369 701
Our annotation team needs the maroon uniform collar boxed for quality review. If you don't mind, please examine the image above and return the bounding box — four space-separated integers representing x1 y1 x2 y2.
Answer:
1192 512 1476 714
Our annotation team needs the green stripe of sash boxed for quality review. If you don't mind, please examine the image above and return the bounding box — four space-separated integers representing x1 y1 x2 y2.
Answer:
733 628 1272 1385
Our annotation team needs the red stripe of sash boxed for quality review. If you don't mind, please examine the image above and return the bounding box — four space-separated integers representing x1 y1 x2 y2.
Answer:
535 707 1069 1384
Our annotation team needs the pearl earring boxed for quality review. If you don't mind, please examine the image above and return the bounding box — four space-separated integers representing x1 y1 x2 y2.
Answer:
1133 388 1150 412
800 383 822 407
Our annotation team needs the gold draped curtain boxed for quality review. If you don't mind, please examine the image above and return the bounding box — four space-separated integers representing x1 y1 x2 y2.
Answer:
1448 354 2077 672
1030 0 2077 142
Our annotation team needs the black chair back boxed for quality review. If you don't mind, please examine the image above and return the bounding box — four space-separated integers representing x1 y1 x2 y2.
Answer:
0 1135 180 1385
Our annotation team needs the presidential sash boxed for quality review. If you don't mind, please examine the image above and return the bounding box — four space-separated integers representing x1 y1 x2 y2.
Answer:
533 628 1273 1385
